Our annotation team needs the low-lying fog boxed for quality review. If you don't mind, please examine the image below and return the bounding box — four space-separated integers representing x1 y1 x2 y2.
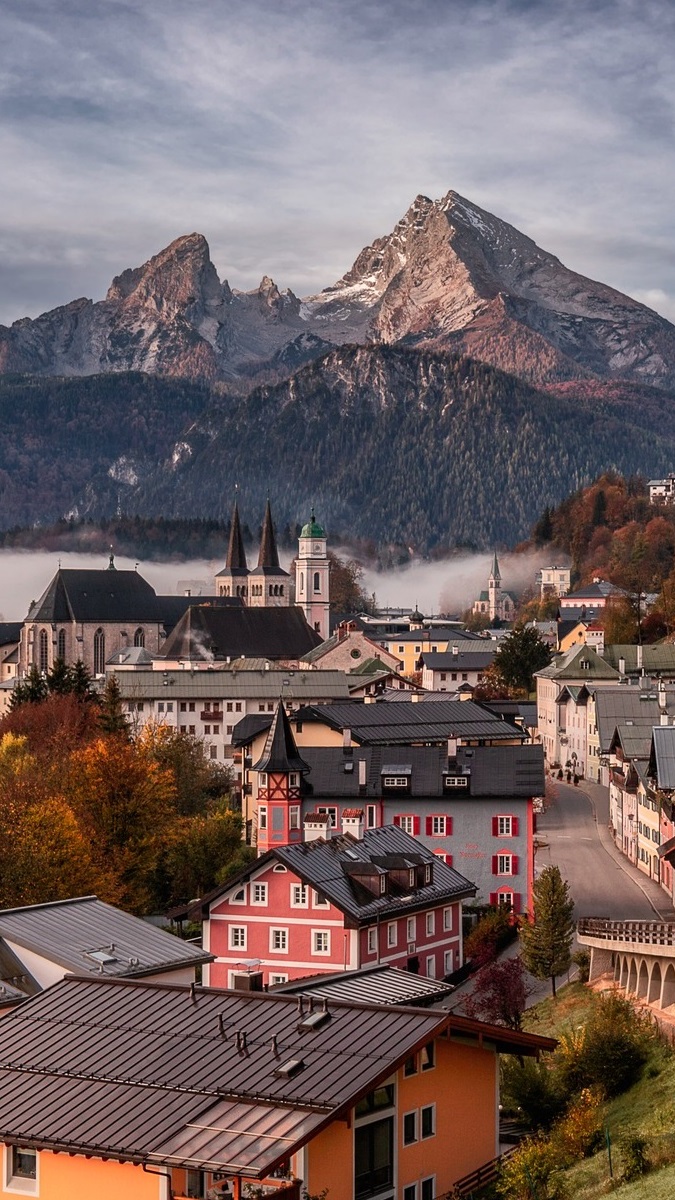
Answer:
0 546 557 623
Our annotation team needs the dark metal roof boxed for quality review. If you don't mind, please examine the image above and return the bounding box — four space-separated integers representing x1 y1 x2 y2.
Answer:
252 702 310 774
421 652 496 670
271 825 476 921
218 499 249 576
0 622 21 646
649 725 675 790
271 965 455 1007
0 896 211 978
250 499 287 576
292 699 526 746
26 568 161 623
160 605 322 662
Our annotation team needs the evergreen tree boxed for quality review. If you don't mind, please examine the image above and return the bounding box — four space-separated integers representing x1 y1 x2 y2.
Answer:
46 657 74 696
98 674 129 737
70 660 95 700
520 865 575 997
493 626 552 695
9 665 48 710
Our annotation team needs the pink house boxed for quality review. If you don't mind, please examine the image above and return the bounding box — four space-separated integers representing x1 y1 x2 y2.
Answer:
199 822 475 988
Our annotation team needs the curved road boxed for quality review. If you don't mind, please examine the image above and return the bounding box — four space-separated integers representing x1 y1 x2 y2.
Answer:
536 781 675 921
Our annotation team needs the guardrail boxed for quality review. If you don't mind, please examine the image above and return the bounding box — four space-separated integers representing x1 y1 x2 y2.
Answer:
577 918 675 946
439 1148 516 1198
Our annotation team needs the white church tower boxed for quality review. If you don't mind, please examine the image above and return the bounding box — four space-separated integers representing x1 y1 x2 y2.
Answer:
488 551 502 621
297 510 330 640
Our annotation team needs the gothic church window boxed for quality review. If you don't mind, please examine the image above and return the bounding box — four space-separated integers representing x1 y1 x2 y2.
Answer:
57 629 66 659
134 627 145 648
39 629 49 673
94 628 105 675
313 572 321 592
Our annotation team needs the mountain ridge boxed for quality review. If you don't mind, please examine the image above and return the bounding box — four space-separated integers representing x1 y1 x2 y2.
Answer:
3 191 675 389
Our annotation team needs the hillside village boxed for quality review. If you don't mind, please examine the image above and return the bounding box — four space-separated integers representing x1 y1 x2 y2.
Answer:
3 486 675 1200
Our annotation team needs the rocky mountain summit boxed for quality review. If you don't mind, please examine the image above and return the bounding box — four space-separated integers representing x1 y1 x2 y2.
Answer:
3 191 675 388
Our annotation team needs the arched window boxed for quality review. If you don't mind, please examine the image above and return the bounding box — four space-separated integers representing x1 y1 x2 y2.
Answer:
134 627 145 648
269 585 274 597
279 585 284 597
93 628 105 675
313 572 321 593
39 629 49 673
57 629 66 660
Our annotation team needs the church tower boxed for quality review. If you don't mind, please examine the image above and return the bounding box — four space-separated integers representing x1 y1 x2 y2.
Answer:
254 701 309 854
488 551 502 621
248 500 290 608
297 509 330 640
214 499 249 599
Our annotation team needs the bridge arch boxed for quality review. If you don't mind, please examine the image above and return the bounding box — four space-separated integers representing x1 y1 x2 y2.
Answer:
637 959 649 999
648 961 663 1005
627 958 638 994
662 963 675 1010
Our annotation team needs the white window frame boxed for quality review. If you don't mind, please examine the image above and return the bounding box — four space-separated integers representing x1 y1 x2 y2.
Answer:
426 955 436 979
384 776 409 787
497 891 514 908
312 889 330 908
258 805 268 830
231 885 247 905
228 926 247 951
403 1110 418 1146
366 804 377 828
431 814 446 836
497 815 513 836
289 805 300 830
421 1104 436 1139
251 882 268 906
270 973 289 985
4 1145 39 1195
425 911 435 936
497 854 513 876
291 883 308 908
399 815 414 834
269 927 288 953
421 1177 436 1200
406 916 416 942
317 806 338 827
444 949 454 975
403 1186 418 1200
443 906 452 930
387 922 397 948
367 927 377 954
312 929 331 956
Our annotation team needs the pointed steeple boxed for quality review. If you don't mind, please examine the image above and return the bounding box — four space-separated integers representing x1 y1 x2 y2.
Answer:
489 551 501 582
253 701 309 774
226 499 248 573
257 498 281 570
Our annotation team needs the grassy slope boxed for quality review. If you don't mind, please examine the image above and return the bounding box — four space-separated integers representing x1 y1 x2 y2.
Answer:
516 983 675 1199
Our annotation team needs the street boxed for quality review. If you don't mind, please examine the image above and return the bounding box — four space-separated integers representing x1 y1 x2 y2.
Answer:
536 780 675 921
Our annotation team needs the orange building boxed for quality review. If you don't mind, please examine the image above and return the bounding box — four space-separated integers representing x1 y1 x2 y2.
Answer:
0 974 554 1200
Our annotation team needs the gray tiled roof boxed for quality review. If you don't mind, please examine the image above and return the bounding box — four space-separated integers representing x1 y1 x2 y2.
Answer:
0 896 211 978
160 605 322 662
603 645 675 674
536 644 620 681
422 652 496 670
593 689 675 753
649 725 675 790
114 668 350 701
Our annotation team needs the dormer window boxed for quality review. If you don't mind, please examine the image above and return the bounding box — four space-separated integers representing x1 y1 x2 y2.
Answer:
380 875 387 894
424 864 432 885
289 773 299 787
384 776 409 787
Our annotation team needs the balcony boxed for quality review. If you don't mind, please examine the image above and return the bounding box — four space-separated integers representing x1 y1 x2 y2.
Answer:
200 710 223 723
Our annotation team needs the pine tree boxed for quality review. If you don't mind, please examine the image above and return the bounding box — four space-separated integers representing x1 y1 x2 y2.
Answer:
70 660 95 700
46 657 74 696
9 665 48 710
98 674 129 738
520 865 575 997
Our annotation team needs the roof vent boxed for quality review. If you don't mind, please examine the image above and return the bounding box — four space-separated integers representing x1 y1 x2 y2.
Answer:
274 1058 305 1079
298 1008 331 1031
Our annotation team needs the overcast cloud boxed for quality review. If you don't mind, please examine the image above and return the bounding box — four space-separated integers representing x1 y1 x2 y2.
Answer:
2 0 675 325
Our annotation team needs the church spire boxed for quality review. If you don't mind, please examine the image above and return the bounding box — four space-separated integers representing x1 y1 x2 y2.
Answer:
257 498 281 570
490 551 501 582
226 499 248 572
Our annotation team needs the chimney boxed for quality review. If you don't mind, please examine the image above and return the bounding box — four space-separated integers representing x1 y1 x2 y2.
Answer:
447 736 457 760
452 644 459 657
636 644 643 672
358 759 367 792
343 727 352 752
661 711 669 725
619 656 626 677
304 813 332 842
659 682 667 711
342 809 364 840
411 692 422 703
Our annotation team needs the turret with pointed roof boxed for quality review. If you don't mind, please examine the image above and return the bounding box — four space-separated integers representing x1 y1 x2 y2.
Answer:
214 499 250 598
248 499 290 609
254 701 308 852
489 552 501 583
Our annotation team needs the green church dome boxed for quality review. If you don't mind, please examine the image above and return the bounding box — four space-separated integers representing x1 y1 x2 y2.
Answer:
301 509 325 539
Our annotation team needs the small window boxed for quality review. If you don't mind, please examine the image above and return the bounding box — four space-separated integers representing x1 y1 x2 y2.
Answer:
403 1111 418 1145
497 892 514 909
421 1178 435 1200
399 815 414 834
270 973 288 985
189 702 195 712
367 927 377 954
270 927 288 952
231 886 247 904
204 724 211 735
259 774 267 787
158 701 164 713
421 1105 435 1138
291 884 308 907
366 804 377 828
289 806 300 830
258 806 268 830
384 776 409 787
189 724 195 735
180 701 187 712
443 906 452 931
498 854 513 875
317 806 337 827
312 930 330 955
186 1169 206 1198
403 1055 417 1077
498 816 513 836
227 701 233 712
273 862 287 873
229 926 247 950
404 1187 417 1200
387 922 397 947
210 745 217 759
8 1146 37 1188
407 916 415 941
432 815 446 835
421 1042 435 1071
313 890 329 908
252 882 268 905
444 949 454 975
425 912 435 936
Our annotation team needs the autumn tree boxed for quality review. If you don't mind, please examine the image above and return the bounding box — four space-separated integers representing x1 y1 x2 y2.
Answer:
464 956 532 1030
163 803 254 905
520 866 575 997
139 723 233 816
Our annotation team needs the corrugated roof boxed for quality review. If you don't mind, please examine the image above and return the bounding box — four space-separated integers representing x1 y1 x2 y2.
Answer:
272 965 455 1007
604 645 675 673
650 725 675 790
0 976 555 1175
422 652 496 670
296 699 526 746
114 669 350 701
594 690 675 753
0 896 210 978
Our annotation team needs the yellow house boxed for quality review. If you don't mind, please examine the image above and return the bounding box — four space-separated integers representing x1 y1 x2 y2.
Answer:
0 974 554 1200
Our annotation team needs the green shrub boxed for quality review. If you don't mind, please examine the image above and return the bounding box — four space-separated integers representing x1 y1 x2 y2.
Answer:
465 907 514 966
571 949 590 983
501 1058 566 1131
498 1136 565 1200
548 1089 603 1166
555 993 653 1099
618 1133 649 1183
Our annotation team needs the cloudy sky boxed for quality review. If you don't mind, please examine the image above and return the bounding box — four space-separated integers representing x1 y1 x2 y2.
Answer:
2 0 675 326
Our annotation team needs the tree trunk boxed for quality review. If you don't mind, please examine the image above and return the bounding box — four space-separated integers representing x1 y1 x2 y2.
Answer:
551 973 557 997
